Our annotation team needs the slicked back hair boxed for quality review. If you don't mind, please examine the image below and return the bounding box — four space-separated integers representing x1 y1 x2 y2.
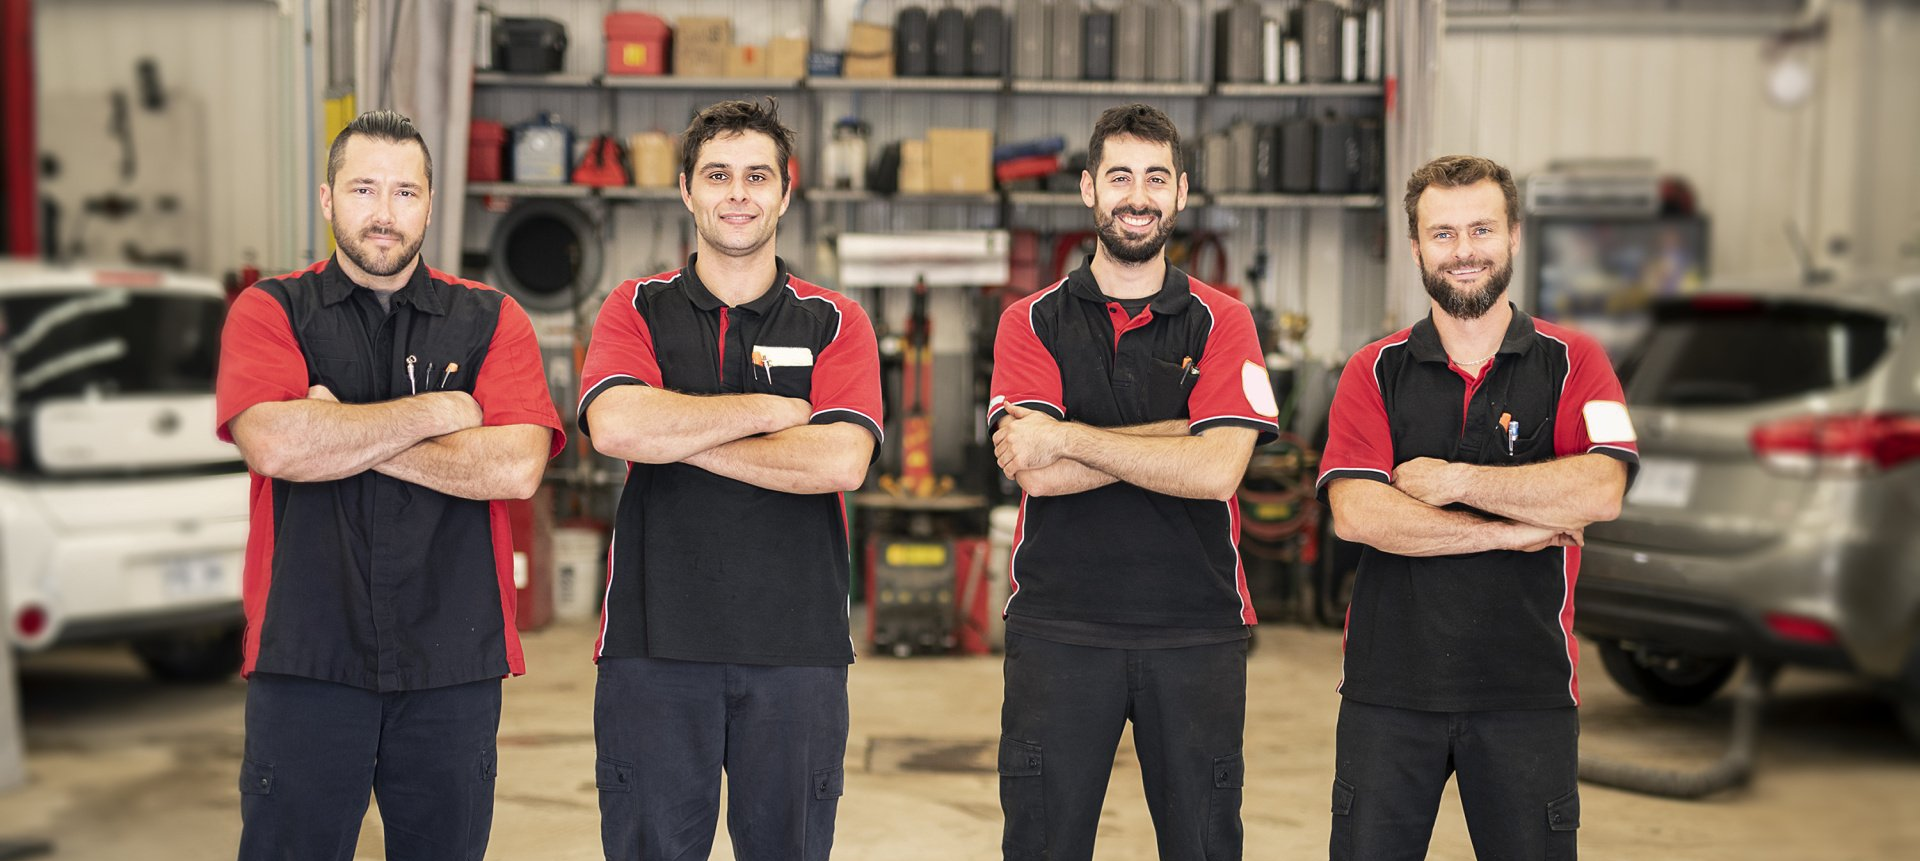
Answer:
326 110 434 190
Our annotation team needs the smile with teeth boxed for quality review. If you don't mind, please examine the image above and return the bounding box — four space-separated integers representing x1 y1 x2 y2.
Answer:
1448 265 1487 278
720 212 756 224
1117 213 1157 229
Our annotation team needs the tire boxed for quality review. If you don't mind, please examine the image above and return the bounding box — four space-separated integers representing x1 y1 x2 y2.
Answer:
1596 638 1738 707
133 624 243 683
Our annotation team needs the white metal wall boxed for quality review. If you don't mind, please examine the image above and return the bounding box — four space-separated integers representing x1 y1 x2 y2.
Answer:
1858 0 1920 272
35 0 303 274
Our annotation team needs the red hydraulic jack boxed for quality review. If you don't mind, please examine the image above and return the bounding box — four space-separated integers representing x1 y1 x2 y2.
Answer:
878 276 953 499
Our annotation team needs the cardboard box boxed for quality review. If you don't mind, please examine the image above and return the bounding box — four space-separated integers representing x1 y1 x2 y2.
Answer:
925 128 993 193
629 131 680 189
674 16 732 77
768 36 809 79
844 22 893 79
898 139 929 194
726 43 768 78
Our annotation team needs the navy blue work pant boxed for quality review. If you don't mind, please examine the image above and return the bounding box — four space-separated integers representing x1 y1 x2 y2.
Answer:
1330 698 1581 861
237 672 502 861
998 633 1248 861
594 657 849 861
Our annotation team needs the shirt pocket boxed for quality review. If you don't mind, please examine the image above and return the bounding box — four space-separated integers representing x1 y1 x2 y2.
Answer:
1145 356 1196 421
747 344 817 401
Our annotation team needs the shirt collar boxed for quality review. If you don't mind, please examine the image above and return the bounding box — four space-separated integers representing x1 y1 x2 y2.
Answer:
319 255 445 315
1407 302 1537 364
1063 254 1195 315
678 252 792 315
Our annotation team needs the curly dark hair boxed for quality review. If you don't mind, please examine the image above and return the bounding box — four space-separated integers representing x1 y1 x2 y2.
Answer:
681 98 796 192
1087 103 1183 176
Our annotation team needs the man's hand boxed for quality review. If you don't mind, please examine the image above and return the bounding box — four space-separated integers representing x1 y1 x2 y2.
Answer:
1512 523 1584 553
994 403 1074 477
307 384 338 403
1392 457 1465 508
758 393 815 435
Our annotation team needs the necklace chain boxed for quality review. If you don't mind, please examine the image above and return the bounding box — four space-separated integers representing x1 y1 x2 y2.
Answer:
1453 350 1497 367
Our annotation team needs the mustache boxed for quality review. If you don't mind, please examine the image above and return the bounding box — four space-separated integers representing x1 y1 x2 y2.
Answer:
1110 206 1162 219
1439 259 1496 271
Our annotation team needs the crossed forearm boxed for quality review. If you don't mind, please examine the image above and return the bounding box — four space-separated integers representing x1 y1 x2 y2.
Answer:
373 424 552 500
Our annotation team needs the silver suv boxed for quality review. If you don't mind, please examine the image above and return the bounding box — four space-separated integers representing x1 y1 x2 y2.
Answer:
1577 273 1920 740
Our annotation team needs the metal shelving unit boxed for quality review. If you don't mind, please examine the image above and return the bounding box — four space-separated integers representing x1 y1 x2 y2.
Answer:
1208 193 1383 209
1008 79 1212 97
1212 82 1384 98
807 76 1003 93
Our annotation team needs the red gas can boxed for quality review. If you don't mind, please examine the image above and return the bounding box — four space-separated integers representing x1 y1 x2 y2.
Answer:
468 118 507 183
605 12 670 76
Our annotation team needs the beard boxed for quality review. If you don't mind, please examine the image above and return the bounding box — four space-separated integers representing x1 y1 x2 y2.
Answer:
1095 203 1176 265
1420 252 1513 320
335 225 424 278
698 210 777 258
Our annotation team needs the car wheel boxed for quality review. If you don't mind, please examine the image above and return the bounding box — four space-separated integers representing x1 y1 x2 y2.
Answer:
132 624 243 683
1596 639 1738 706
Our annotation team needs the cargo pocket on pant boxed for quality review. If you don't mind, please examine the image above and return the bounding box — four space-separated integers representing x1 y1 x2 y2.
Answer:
239 758 274 797
595 756 634 793
1546 787 1580 861
1329 777 1357 860
998 737 1045 860
803 764 845 859
1204 752 1245 860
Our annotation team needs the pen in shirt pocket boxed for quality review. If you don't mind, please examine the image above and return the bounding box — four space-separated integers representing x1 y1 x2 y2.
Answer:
1178 356 1199 387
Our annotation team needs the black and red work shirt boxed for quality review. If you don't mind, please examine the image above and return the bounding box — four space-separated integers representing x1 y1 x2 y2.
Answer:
576 255 882 667
989 261 1280 630
215 257 564 692
1317 306 1639 711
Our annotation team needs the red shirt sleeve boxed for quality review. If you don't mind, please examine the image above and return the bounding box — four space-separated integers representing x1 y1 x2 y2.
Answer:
1188 286 1280 443
576 280 662 438
473 293 565 459
215 287 306 443
988 290 1067 428
1552 329 1640 480
807 293 884 443
1316 338 1401 500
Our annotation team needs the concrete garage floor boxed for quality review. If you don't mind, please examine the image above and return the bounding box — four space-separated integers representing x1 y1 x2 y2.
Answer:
2 620 1917 860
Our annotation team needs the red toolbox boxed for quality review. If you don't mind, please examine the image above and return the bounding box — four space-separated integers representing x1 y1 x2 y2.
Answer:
605 12 670 75
468 118 506 182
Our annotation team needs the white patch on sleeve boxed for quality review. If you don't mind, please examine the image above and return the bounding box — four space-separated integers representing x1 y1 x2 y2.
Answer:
989 394 1006 411
752 345 814 367
1242 360 1280 418
1583 400 1637 443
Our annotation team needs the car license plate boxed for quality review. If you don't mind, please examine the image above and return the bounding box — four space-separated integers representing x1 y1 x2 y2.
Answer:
1626 457 1696 508
160 554 229 600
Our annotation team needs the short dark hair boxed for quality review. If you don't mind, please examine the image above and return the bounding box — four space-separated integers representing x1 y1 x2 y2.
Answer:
327 110 434 190
1403 155 1520 239
681 98 796 192
1087 103 1183 176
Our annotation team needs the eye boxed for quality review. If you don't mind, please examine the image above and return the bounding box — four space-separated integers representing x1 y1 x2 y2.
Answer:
707 171 727 183
1473 227 1491 236
1149 175 1166 184
1433 231 1452 240
748 172 767 183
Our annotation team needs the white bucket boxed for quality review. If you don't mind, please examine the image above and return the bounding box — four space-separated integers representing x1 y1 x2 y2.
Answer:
552 526 607 622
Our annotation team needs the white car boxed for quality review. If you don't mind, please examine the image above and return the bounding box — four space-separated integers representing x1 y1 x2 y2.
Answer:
0 261 248 681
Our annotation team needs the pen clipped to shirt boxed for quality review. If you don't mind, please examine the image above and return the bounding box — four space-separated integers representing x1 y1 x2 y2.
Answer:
1178 356 1200 388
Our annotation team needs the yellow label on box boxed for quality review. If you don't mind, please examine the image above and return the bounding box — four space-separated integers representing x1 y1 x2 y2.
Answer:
625 45 645 66
884 543 947 568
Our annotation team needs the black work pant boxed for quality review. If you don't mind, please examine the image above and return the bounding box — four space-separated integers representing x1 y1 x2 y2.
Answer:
998 633 1248 861
594 657 849 861
237 672 502 861
1330 698 1580 861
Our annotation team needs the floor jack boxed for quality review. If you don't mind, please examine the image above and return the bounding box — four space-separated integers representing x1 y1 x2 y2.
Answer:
878 277 953 500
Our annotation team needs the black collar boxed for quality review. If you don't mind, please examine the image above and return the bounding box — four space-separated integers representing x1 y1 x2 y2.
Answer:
1063 255 1195 315
678 253 792 315
1407 302 1537 365
318 255 446 315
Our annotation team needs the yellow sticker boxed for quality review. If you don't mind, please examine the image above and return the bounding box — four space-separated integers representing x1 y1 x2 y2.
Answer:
1583 400 1637 443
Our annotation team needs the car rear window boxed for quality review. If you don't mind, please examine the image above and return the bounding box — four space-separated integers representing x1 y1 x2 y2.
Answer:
1620 299 1892 406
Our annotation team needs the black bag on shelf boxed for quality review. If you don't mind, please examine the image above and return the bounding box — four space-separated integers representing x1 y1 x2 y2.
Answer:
867 141 903 194
933 7 968 76
897 7 932 77
969 7 1008 78
1083 10 1116 81
1277 117 1316 193
493 17 567 74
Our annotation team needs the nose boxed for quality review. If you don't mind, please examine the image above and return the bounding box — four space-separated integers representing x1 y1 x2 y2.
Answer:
725 174 751 202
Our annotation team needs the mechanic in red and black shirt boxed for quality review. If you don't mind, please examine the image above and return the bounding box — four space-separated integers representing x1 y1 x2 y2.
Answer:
216 112 562 860
576 100 881 861
1318 155 1639 860
989 105 1278 861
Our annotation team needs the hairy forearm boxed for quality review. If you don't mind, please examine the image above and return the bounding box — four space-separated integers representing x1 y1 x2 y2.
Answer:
1431 455 1626 531
1329 479 1551 557
587 387 802 464
681 423 874 494
1059 425 1256 501
1014 420 1188 496
230 395 470 483
372 424 552 500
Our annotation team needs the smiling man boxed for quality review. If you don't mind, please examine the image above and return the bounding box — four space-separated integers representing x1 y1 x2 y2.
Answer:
1316 155 1638 860
988 104 1278 861
576 99 881 861
216 110 564 860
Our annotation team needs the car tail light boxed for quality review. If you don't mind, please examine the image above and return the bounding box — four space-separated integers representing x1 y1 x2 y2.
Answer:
15 604 47 640
1764 612 1839 647
1749 413 1920 476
